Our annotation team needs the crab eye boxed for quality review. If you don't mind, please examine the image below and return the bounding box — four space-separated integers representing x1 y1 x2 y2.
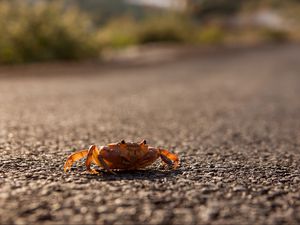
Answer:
142 140 147 145
121 140 126 144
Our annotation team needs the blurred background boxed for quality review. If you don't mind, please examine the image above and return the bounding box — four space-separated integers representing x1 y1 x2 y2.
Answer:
1 0 300 64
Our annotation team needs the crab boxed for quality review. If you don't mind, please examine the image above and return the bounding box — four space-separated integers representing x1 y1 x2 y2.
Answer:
64 140 179 174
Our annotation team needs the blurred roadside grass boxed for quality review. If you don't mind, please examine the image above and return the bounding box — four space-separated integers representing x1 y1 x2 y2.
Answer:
0 1 99 64
96 17 139 49
0 1 295 64
96 15 194 47
137 15 193 44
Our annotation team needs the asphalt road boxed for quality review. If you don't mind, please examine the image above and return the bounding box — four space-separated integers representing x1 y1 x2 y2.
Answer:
0 44 300 225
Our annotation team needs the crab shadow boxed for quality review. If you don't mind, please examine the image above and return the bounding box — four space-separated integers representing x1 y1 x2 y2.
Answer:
84 168 182 181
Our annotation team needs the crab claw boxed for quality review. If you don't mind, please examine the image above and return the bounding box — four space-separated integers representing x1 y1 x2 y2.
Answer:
159 149 179 169
64 149 89 172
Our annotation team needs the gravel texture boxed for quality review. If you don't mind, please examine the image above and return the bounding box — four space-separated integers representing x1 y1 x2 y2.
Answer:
0 44 300 225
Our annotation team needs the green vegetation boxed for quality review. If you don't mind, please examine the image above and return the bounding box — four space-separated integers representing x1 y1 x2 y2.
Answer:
260 28 289 43
96 15 195 48
0 1 99 64
195 26 225 45
96 17 139 48
0 0 298 64
137 15 192 44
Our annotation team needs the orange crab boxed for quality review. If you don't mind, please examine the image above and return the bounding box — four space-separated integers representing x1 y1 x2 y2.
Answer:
64 140 179 174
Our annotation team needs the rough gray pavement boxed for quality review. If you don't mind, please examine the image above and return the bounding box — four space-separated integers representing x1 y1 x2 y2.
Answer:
0 44 300 225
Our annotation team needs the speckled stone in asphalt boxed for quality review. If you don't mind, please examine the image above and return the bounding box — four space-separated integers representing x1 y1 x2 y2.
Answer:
0 44 300 225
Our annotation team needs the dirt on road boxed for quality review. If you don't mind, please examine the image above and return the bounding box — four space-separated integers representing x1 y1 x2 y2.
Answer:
0 44 300 225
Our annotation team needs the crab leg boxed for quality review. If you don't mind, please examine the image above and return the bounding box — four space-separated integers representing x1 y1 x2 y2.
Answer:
159 149 179 169
98 155 116 175
85 145 101 174
86 145 116 175
64 149 89 172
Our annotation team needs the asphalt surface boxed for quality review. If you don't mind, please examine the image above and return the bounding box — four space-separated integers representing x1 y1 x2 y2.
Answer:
0 44 300 225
